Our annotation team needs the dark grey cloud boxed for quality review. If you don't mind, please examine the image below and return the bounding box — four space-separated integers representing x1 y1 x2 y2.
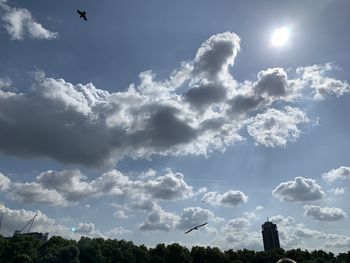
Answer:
272 177 325 202
228 95 264 116
185 83 227 110
131 106 198 148
254 68 288 98
304 205 347 221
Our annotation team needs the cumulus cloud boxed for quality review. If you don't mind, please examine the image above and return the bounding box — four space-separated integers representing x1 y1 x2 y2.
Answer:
0 32 347 167
0 0 58 40
113 210 128 219
270 215 295 226
0 77 11 89
9 182 68 206
272 177 325 202
266 214 350 252
201 189 248 207
105 227 131 238
138 206 179 232
293 225 326 239
138 171 194 201
6 169 197 206
176 206 222 231
222 218 250 233
244 205 264 220
0 172 10 191
297 64 349 100
330 187 345 196
138 205 221 233
212 218 261 251
303 205 347 221
322 166 350 182
0 203 110 239
193 31 240 79
325 235 350 250
254 68 289 98
247 106 309 147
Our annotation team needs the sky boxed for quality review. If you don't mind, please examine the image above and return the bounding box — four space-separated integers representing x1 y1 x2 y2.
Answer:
0 0 350 253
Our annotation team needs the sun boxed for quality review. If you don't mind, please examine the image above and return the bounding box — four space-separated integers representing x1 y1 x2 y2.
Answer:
271 27 290 47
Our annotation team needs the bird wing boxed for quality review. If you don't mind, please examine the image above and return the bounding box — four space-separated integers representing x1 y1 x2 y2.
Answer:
83 15 87 21
77 10 82 15
197 222 208 228
185 228 194 234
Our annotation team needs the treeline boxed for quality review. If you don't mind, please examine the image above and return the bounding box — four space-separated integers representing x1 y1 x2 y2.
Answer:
1 234 350 263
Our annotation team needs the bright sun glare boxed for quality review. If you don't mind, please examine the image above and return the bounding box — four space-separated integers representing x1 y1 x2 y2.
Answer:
271 27 290 47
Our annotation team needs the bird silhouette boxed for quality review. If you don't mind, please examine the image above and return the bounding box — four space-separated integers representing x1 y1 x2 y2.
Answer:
184 222 208 234
77 10 87 21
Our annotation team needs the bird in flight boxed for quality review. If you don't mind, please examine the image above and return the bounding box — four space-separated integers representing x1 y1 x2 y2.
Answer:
184 222 208 234
77 10 87 21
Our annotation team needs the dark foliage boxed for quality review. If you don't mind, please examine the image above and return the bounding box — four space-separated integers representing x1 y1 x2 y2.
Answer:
0 234 349 263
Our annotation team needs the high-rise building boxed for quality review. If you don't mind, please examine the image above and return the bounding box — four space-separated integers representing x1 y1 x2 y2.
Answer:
262 220 280 251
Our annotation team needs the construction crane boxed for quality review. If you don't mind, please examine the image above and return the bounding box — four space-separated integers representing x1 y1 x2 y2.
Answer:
14 212 38 235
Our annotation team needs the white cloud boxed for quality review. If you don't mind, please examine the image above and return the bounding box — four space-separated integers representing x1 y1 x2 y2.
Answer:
6 169 198 207
330 187 345 196
105 227 131 238
201 189 248 207
9 182 68 206
272 177 325 202
113 210 129 219
0 203 132 240
0 32 347 167
138 206 179 232
177 206 222 231
269 215 295 226
256 205 264 211
325 234 350 250
293 225 326 239
0 1 58 40
243 205 264 220
322 166 350 182
222 218 250 233
297 64 349 100
0 172 10 191
138 171 194 201
247 106 309 147
303 205 347 221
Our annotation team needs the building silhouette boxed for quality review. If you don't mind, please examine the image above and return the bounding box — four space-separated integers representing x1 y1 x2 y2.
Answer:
262 220 280 251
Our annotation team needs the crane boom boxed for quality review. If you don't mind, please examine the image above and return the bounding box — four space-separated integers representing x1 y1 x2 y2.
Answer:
19 212 38 233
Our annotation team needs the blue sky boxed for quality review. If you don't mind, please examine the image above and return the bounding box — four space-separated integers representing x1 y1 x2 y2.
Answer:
1 0 350 252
